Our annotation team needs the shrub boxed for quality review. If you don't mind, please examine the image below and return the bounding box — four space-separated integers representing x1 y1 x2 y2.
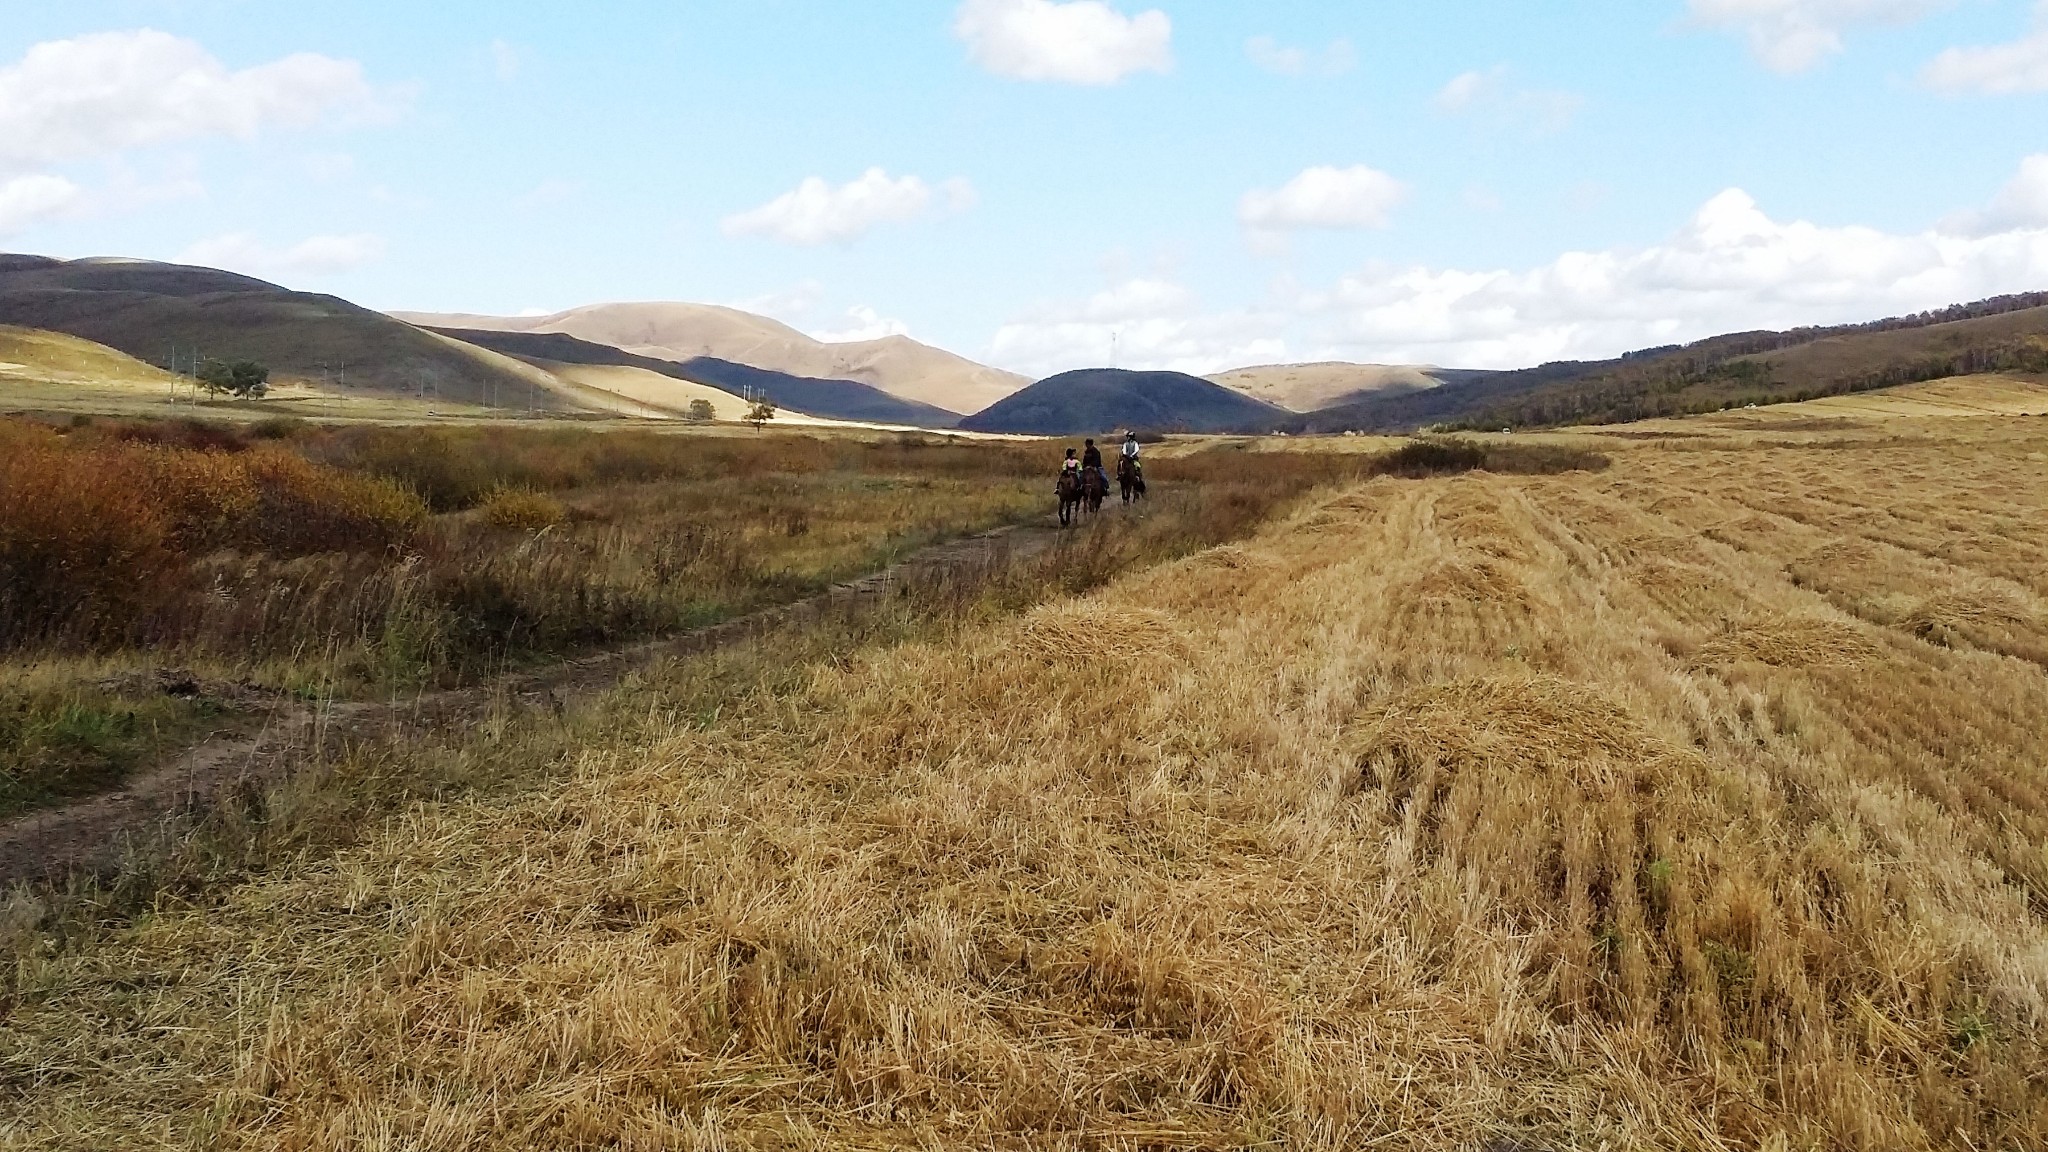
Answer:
1372 437 1610 478
478 486 567 533
242 448 427 555
142 448 261 551
0 437 180 646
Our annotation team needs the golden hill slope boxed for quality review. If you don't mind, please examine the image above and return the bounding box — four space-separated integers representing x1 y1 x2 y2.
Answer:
1209 361 1441 412
0 325 180 388
393 302 1028 415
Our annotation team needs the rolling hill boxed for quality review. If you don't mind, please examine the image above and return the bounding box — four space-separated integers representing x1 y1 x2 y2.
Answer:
958 368 1290 436
393 302 1026 414
1296 292 2048 433
0 324 181 389
1208 362 1441 412
0 255 589 413
434 326 961 427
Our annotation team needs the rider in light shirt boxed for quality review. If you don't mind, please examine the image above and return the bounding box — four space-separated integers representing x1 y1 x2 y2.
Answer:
1121 431 1141 462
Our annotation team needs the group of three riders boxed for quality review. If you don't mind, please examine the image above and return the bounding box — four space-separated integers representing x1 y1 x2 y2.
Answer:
1062 430 1142 484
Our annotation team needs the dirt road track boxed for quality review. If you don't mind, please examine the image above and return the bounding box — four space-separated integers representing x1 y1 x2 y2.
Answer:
0 519 1078 887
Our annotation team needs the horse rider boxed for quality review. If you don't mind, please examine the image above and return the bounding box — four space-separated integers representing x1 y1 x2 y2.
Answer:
1081 438 1105 485
1120 431 1142 467
1061 447 1081 481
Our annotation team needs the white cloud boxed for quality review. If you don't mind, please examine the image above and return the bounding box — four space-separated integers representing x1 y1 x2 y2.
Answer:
1246 35 1354 77
1434 69 1495 112
0 29 389 173
179 232 387 279
1922 3 2048 92
1943 153 2048 234
1304 177 2048 369
813 305 914 343
1433 67 1583 134
722 169 972 246
1240 165 1407 233
988 158 2048 377
1687 0 1951 73
0 174 84 235
988 277 1289 378
953 0 1173 85
732 280 825 323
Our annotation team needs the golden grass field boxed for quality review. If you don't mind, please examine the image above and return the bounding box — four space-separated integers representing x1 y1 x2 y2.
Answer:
5 376 2048 1149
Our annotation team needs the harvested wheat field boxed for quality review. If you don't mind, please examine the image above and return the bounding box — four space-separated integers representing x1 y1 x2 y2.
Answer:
6 387 2048 1150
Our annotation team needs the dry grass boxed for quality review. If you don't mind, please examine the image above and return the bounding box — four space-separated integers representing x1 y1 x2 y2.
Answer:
5 410 2048 1149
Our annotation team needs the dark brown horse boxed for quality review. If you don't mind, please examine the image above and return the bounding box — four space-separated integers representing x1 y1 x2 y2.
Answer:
1117 456 1146 504
1083 466 1108 515
1057 468 1084 526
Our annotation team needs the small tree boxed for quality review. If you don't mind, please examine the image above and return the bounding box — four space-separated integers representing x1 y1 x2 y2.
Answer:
686 398 716 423
746 400 776 430
197 358 271 399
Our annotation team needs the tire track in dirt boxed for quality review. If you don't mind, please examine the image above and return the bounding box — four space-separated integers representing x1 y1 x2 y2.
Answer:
0 518 1094 886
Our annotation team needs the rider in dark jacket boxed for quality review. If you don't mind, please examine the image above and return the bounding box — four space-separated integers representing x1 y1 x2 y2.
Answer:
1081 439 1104 474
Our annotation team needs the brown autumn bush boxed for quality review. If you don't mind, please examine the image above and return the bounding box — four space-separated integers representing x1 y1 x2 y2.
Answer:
477 486 567 533
0 435 179 646
0 428 427 651
240 447 426 555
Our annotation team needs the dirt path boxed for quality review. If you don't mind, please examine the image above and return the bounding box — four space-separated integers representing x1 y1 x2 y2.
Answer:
0 518 1086 886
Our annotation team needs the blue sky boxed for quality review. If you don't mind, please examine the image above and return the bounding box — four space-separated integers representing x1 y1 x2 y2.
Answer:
4 0 2047 374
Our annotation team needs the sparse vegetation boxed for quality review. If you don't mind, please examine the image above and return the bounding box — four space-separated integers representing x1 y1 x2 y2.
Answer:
0 416 1062 814
5 387 2048 1149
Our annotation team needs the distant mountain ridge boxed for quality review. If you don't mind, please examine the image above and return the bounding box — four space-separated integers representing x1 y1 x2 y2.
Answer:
0 254 591 413
1295 292 2048 433
393 302 1027 415
435 326 961 427
960 368 1289 436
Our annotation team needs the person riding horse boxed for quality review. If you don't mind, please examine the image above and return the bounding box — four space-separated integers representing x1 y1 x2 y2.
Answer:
1116 431 1146 502
1081 438 1105 484
1056 448 1085 526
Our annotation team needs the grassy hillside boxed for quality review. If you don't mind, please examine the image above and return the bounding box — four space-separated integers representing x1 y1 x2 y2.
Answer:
1210 361 1441 412
397 302 1028 414
679 357 962 427
435 326 963 428
0 325 181 389
961 367 1290 435
0 255 586 413
1300 292 2048 432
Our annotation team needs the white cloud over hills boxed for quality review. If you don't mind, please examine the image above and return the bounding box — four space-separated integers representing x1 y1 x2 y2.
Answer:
1240 166 1407 233
179 232 387 278
989 156 2048 376
0 29 393 244
953 0 1172 85
0 174 84 236
1922 2 2048 92
0 29 388 172
723 169 974 247
1688 0 1951 73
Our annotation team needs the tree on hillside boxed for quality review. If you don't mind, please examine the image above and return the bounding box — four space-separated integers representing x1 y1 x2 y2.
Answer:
746 400 776 430
197 358 271 399
686 398 716 423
